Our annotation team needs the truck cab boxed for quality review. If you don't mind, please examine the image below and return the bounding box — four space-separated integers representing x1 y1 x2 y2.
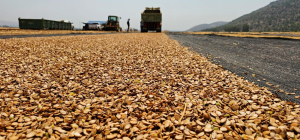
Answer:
83 22 101 30
83 21 106 30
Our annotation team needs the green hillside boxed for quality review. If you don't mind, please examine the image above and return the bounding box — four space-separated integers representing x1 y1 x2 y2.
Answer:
186 21 228 32
203 0 300 32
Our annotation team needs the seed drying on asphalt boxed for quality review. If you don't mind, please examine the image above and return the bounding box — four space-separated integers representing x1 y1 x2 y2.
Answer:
0 33 300 139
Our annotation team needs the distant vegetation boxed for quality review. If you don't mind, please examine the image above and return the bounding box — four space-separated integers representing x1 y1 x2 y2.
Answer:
0 20 18 28
186 21 228 32
203 0 300 32
0 25 10 27
203 24 249 32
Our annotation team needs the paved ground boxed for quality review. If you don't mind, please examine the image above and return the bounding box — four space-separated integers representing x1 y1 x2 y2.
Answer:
263 33 300 37
168 33 300 104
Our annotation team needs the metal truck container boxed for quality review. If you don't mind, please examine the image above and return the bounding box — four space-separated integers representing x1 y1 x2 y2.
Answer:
18 18 74 30
141 7 162 32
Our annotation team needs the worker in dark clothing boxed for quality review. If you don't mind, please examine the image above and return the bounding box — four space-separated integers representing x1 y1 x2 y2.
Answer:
127 19 130 32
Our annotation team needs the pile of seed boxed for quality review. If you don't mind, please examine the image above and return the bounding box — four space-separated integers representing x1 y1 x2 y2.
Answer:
0 33 299 140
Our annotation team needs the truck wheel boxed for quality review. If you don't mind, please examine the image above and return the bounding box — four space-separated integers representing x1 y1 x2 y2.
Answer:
156 30 161 32
141 29 148 33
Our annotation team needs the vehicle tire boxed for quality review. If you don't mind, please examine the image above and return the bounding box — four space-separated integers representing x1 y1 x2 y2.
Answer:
141 29 148 33
156 29 161 32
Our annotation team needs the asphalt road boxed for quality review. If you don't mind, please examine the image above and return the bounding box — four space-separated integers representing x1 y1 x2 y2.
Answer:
168 33 300 104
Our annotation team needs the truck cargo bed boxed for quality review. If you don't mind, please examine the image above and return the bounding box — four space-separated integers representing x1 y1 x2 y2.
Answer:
140 7 162 32
18 18 73 30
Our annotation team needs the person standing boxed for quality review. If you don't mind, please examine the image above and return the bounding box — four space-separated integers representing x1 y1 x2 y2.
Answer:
127 19 130 32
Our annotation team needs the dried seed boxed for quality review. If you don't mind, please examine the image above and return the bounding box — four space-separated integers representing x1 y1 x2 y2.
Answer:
106 134 116 139
175 135 183 140
216 134 223 140
204 124 213 132
26 131 36 138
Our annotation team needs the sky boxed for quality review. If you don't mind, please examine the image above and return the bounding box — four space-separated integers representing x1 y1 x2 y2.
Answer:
0 0 276 31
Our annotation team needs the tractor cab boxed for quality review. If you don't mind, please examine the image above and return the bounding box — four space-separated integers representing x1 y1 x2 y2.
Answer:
107 16 120 25
108 16 119 22
103 15 122 32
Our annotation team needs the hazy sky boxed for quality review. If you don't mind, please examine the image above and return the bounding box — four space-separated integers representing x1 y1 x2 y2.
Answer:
0 0 276 31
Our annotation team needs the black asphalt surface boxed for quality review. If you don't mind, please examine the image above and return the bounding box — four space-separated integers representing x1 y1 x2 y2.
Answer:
0 33 115 39
168 33 300 104
201 33 300 40
260 33 300 37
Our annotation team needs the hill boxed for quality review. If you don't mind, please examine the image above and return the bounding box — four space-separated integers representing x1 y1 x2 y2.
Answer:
203 0 300 32
0 20 19 27
186 21 228 31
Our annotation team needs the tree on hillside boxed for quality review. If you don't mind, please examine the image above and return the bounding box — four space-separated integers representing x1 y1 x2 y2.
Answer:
242 24 250 32
224 25 241 32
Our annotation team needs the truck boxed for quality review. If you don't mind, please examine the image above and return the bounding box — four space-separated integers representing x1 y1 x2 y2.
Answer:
18 18 74 30
82 21 106 30
102 15 122 32
60 20 74 30
140 7 162 32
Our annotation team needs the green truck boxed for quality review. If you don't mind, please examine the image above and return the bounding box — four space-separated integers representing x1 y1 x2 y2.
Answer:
18 18 74 30
140 7 162 32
